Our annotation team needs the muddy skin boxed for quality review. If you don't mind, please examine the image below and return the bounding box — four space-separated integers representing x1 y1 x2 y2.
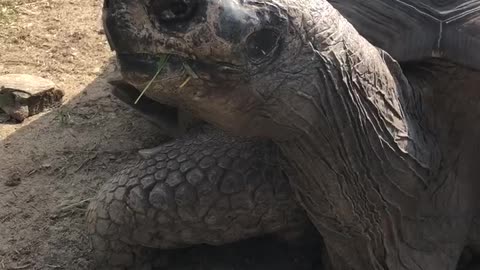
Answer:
97 0 480 269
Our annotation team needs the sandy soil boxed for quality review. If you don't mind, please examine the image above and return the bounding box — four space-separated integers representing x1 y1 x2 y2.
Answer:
0 0 321 269
0 0 169 268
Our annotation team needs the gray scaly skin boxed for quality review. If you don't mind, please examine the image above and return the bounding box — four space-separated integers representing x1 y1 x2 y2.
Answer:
86 124 315 269
99 0 480 269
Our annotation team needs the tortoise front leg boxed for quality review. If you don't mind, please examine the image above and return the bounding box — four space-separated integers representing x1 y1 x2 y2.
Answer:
86 126 314 269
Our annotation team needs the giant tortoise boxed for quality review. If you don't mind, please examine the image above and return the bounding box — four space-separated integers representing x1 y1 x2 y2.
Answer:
87 0 480 269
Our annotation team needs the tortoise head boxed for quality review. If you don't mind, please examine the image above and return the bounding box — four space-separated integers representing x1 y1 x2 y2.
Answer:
103 0 318 138
103 0 384 139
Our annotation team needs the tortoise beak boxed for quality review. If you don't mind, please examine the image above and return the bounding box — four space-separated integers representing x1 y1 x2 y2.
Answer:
102 0 115 51
116 54 163 75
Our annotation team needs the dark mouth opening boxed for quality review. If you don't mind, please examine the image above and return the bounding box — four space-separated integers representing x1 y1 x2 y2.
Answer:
116 53 168 75
116 53 244 76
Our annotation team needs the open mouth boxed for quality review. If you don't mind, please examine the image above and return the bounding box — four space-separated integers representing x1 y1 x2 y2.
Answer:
116 53 245 78
115 53 247 104
116 53 184 77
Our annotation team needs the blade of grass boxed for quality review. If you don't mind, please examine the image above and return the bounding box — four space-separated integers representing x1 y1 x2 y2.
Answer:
134 55 170 104
178 76 191 89
182 62 198 79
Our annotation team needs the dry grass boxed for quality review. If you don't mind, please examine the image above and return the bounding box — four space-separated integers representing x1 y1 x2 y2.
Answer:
134 55 170 104
0 0 162 268
0 0 17 24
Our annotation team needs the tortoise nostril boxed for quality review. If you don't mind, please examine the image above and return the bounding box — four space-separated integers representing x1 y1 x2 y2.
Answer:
151 0 197 23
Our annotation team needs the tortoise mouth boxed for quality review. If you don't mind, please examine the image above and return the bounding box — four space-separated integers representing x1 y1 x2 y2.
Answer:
116 53 183 76
116 53 245 84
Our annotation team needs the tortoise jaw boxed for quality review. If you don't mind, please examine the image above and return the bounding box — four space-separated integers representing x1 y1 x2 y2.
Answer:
116 53 245 86
116 53 173 76
115 53 185 89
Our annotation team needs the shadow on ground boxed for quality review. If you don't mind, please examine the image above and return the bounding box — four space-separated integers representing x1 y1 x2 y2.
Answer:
0 58 322 270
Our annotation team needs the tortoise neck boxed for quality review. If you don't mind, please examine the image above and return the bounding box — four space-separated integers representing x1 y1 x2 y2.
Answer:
276 1 440 174
270 3 445 269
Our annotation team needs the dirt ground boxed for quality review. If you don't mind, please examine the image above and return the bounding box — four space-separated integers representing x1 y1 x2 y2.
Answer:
0 0 321 269
0 0 167 268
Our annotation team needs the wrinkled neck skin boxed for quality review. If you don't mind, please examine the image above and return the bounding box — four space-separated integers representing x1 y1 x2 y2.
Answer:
269 2 480 270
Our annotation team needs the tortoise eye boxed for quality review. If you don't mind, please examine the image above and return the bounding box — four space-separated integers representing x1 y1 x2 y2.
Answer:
246 29 281 64
150 0 197 23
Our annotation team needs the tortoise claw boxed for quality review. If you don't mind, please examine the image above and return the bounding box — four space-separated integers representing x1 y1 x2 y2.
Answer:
137 144 170 159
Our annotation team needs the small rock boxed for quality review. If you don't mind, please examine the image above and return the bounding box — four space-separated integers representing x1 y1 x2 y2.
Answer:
41 163 52 168
4 173 21 187
0 74 64 122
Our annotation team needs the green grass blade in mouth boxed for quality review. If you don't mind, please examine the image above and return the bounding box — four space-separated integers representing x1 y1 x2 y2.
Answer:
177 62 198 89
182 62 199 79
178 76 192 89
134 55 170 105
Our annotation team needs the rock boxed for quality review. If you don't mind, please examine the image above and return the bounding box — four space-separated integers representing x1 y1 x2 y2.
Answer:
4 173 21 187
0 74 64 122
